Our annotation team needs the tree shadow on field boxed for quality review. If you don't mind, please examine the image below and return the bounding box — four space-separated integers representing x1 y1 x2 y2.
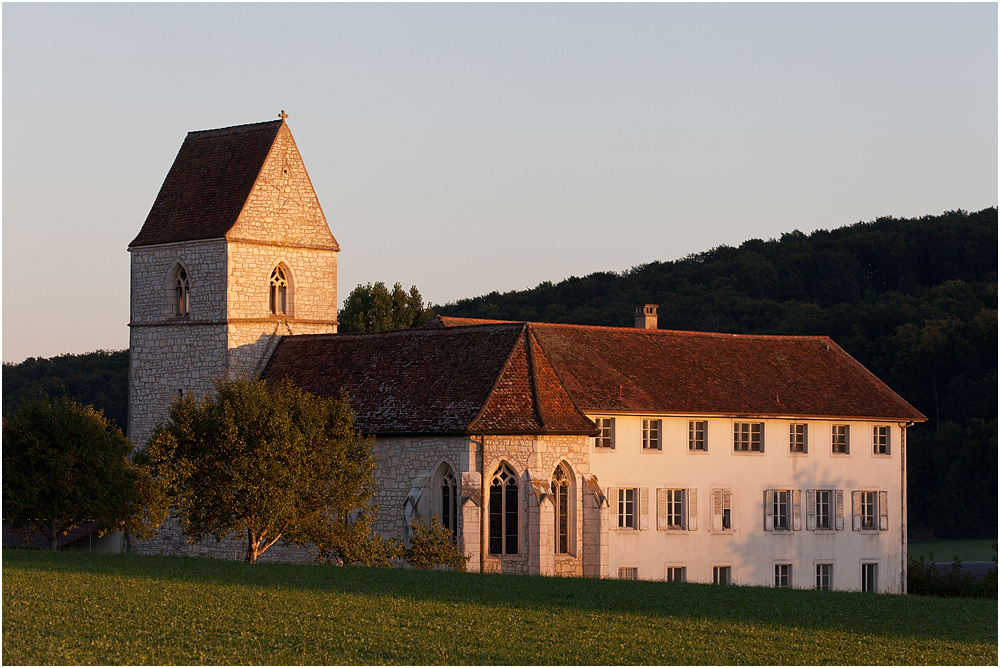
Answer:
4 548 995 647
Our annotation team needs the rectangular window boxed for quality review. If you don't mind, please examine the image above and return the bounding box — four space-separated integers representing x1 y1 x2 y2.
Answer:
774 564 792 588
860 491 876 530
688 420 707 451
861 563 878 593
734 422 763 452
874 426 889 454
666 489 684 529
816 563 832 590
618 488 636 529
713 566 731 585
665 567 686 582
642 419 661 450
832 424 849 454
789 423 807 453
595 418 615 449
815 490 832 530
773 490 789 530
712 489 732 531
619 567 638 580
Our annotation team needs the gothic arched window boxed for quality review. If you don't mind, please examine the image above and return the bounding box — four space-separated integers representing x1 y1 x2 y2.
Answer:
488 463 519 555
440 467 458 543
174 267 190 316
269 265 288 315
552 465 570 554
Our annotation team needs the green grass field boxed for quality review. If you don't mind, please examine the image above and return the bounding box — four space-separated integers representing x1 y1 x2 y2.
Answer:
908 539 998 562
3 550 996 665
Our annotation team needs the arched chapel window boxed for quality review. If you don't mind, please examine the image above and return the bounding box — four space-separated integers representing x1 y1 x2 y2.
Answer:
440 468 458 544
269 266 288 315
552 465 570 554
489 463 519 555
174 267 190 316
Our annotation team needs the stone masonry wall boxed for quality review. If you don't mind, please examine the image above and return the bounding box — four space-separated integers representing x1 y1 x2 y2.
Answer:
227 123 338 250
129 241 230 446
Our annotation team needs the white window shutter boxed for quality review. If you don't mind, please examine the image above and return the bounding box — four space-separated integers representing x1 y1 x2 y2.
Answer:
609 487 618 530
835 490 844 530
852 491 862 531
657 488 667 531
792 489 802 531
806 490 816 531
640 487 650 531
723 489 732 529
712 489 723 531
687 489 698 531
764 490 774 531
878 491 889 531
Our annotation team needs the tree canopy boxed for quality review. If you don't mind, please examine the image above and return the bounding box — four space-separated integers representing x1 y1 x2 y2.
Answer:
146 377 382 563
2 396 167 550
338 282 435 333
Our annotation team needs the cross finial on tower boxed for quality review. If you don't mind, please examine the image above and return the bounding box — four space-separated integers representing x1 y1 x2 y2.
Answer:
279 110 288 121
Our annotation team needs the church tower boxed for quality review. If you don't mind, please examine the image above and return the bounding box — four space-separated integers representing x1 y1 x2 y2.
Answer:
128 115 339 447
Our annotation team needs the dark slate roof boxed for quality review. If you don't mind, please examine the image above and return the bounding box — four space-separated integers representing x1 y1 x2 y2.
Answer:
262 320 924 436
130 120 283 247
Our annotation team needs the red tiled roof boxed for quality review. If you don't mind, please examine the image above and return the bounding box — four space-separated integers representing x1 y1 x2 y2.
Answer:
262 321 923 435
262 324 595 436
530 323 926 421
419 316 519 329
130 120 283 247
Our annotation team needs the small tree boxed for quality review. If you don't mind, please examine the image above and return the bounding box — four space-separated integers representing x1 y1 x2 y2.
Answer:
338 282 435 333
146 377 381 563
2 396 167 550
404 516 470 571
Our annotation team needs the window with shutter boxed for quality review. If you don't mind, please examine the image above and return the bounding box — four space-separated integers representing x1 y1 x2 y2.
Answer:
689 420 708 451
642 420 661 450
665 489 684 529
712 489 724 531
873 426 890 455
595 418 615 448
734 422 764 452
832 424 849 454
789 423 807 453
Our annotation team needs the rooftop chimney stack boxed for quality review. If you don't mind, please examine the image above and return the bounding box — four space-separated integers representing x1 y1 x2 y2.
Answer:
634 304 658 329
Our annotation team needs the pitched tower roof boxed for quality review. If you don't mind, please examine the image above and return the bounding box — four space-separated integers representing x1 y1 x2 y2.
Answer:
130 118 338 250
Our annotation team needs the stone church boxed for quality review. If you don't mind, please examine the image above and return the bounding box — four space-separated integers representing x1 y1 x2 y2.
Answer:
129 116 925 592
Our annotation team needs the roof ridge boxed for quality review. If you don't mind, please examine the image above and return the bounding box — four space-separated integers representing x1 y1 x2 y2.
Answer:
187 119 283 139
524 324 546 432
529 321 835 341
526 323 597 431
465 323 530 433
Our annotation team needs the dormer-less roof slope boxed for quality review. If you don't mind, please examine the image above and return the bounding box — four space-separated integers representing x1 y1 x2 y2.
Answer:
260 323 597 436
131 120 284 247
528 323 926 421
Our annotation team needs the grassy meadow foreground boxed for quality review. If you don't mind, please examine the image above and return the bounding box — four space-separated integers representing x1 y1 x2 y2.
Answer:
3 550 996 665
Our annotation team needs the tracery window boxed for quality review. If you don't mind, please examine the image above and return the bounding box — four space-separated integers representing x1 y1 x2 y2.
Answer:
174 267 190 316
552 465 570 554
269 265 288 315
488 463 518 555
440 467 458 543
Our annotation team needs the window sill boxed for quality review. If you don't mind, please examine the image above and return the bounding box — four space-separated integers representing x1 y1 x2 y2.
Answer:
732 450 766 456
641 448 663 454
830 452 851 457
687 449 710 455
788 451 809 457
709 529 735 535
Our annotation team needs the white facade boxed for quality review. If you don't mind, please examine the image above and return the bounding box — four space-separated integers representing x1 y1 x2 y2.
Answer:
589 414 906 592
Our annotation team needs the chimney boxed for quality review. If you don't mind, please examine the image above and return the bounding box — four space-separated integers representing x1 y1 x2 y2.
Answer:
634 304 658 329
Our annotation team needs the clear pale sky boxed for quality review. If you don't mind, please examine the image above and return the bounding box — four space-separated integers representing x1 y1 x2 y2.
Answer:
3 3 997 363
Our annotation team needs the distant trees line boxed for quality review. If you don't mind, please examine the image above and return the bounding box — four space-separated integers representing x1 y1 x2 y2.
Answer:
3 208 995 539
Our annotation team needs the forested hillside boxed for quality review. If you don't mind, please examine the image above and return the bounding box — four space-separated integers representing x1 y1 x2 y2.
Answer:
439 208 998 539
2 350 128 434
3 209 995 539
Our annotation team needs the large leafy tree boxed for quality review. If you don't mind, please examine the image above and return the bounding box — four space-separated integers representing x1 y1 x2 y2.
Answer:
338 282 435 333
146 377 382 563
2 396 167 550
